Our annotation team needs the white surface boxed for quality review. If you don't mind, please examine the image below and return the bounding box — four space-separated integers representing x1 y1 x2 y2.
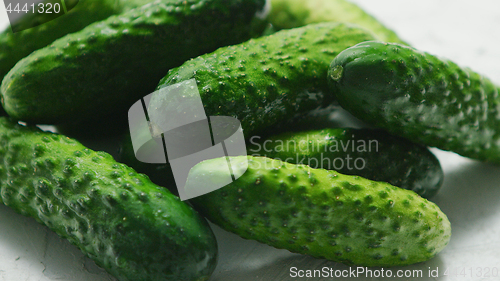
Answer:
1 0 500 280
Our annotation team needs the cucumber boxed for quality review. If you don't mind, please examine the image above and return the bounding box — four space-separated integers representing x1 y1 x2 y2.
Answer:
0 0 154 80
328 41 500 164
187 156 451 267
248 128 444 198
154 22 376 139
267 0 407 44
1 0 268 125
0 117 218 281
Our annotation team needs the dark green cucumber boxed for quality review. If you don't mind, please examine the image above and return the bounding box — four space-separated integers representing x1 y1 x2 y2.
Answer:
248 128 444 198
1 0 268 125
154 22 376 139
187 156 451 267
0 0 155 80
329 41 500 164
267 0 407 44
0 117 217 281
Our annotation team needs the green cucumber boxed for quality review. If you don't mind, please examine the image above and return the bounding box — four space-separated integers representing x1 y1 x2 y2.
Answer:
0 0 154 80
267 0 407 44
1 0 268 125
154 22 376 139
248 128 444 198
328 41 500 164
0 117 217 281
187 156 451 267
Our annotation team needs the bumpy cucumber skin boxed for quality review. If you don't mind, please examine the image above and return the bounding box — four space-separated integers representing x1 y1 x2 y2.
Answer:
267 0 407 44
329 41 500 164
188 156 451 267
248 128 444 198
1 0 268 124
156 22 375 138
0 0 155 80
0 117 217 281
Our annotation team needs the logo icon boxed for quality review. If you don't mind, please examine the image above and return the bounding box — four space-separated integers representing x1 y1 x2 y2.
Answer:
5 0 80 33
128 79 248 200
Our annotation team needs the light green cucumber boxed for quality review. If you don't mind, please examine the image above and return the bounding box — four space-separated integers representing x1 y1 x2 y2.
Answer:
1 0 268 125
0 0 155 80
0 117 218 281
267 0 407 44
154 22 376 139
187 156 451 267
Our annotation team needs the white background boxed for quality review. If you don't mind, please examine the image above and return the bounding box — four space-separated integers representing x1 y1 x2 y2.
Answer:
0 0 500 280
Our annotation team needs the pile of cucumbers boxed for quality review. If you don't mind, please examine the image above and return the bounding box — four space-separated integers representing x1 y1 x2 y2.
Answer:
0 0 498 280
